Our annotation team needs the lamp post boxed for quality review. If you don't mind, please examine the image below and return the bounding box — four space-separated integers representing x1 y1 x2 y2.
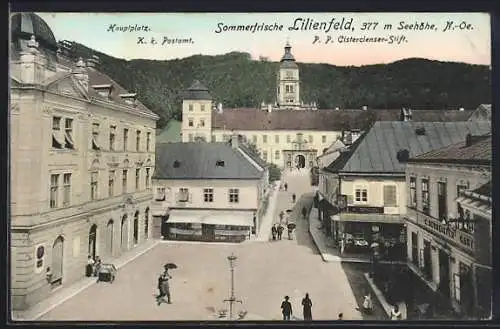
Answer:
223 253 242 320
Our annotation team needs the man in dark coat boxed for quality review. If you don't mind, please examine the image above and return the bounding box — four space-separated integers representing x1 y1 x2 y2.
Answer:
301 206 307 220
302 293 313 320
292 193 296 203
284 183 288 191
156 270 172 305
281 296 292 320
277 224 284 240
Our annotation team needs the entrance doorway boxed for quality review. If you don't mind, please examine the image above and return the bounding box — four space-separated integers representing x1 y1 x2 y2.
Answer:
144 208 150 240
51 236 64 286
295 154 306 168
88 224 97 259
121 215 128 251
106 220 114 255
438 249 451 298
133 211 139 245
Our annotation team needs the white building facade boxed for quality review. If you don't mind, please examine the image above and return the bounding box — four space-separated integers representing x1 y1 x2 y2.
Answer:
10 13 159 310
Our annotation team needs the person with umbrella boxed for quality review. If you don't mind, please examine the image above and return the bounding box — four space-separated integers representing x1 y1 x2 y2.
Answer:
157 263 177 305
277 224 284 240
287 222 296 240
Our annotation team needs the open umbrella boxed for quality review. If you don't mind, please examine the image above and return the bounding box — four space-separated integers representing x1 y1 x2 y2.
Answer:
164 263 178 270
287 223 296 230
285 209 293 214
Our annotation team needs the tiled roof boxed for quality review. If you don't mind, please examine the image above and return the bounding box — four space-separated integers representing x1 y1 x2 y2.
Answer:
153 142 264 180
182 80 212 100
329 121 491 174
410 134 491 164
212 108 474 131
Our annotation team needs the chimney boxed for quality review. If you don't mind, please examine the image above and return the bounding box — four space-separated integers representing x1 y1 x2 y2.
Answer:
231 132 239 149
72 57 89 91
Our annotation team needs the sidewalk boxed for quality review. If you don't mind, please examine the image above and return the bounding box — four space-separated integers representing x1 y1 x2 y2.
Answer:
12 239 159 321
255 181 280 242
364 273 407 320
307 209 405 265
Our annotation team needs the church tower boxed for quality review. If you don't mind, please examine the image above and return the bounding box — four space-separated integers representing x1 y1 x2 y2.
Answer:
277 42 301 109
181 80 213 142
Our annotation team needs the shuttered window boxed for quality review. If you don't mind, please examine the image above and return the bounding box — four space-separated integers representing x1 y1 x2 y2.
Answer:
383 185 397 206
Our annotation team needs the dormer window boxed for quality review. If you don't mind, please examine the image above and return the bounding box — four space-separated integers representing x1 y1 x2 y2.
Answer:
92 84 113 99
216 160 225 167
119 93 137 106
173 160 181 168
415 127 426 136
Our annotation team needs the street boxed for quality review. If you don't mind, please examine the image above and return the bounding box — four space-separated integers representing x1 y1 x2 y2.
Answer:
39 169 385 321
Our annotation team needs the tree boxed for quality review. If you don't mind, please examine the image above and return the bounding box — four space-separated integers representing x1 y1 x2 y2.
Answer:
268 163 281 183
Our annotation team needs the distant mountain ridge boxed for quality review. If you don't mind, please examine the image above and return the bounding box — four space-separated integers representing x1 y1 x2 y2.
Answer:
60 41 491 129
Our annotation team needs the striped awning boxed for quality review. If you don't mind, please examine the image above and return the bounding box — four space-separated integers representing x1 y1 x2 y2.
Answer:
336 213 403 224
167 210 253 227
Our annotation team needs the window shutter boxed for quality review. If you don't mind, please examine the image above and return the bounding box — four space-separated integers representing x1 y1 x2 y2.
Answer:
383 185 397 206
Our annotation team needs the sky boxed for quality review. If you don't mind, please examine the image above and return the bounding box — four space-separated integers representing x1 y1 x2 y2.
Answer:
33 12 491 66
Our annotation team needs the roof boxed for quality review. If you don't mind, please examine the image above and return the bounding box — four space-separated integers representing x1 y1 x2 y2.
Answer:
156 119 182 143
11 13 58 51
328 121 491 174
182 80 212 100
409 134 491 165
153 142 264 180
473 181 491 198
234 140 268 168
212 108 474 131
468 104 492 122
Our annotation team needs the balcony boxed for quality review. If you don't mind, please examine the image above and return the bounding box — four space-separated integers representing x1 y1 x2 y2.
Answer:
404 207 475 255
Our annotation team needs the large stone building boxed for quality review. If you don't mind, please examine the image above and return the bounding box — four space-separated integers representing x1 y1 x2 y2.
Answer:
151 135 269 241
179 43 479 170
10 13 159 310
404 134 491 318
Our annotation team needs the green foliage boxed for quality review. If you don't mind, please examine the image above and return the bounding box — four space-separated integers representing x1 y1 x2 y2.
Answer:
65 41 491 130
268 163 281 183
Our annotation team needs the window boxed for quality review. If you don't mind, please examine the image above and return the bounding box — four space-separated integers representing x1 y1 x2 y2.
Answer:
203 188 214 202
108 170 115 197
216 160 225 167
188 119 194 127
188 134 194 142
145 168 150 188
123 128 129 151
135 168 140 190
64 118 74 149
263 135 268 143
275 135 279 143
355 188 368 202
409 177 417 208
286 70 293 79
92 123 100 150
188 104 193 111
146 132 151 152
263 151 268 161
136 130 141 152
421 178 429 215
63 173 71 206
90 171 98 200
109 125 116 151
383 185 397 206
287 135 291 143
229 188 239 203
437 181 447 221
155 187 166 201
200 119 205 127
122 169 128 194
201 104 205 111
178 188 189 202
275 150 280 160
285 85 294 93
252 135 257 144
49 174 59 208
308 135 313 143
411 232 418 267
52 117 62 149
322 135 327 143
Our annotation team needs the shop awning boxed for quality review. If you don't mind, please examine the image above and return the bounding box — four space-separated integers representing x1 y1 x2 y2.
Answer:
335 213 403 224
167 210 253 226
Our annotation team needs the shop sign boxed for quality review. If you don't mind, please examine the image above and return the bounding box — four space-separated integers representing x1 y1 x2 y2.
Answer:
423 217 474 252
347 206 384 214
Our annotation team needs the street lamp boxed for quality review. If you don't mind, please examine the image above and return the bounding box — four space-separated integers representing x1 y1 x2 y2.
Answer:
223 253 242 320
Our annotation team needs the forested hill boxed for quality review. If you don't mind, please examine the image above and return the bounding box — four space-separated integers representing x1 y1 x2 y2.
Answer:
62 41 491 129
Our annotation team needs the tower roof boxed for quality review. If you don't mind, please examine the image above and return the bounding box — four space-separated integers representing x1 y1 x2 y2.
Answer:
11 13 58 51
182 80 212 100
280 42 298 68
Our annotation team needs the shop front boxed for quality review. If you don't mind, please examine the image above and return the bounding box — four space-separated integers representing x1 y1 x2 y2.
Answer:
335 207 406 260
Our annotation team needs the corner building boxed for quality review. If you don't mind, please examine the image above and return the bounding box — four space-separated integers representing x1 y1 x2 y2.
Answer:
9 13 159 310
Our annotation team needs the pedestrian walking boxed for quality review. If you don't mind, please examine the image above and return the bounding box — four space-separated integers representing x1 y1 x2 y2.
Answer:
301 206 307 220
338 313 344 320
292 193 296 203
279 210 285 223
93 256 101 277
277 224 284 240
281 296 292 320
156 270 172 305
284 183 288 191
362 292 373 314
390 304 402 320
86 255 94 277
271 224 277 241
302 293 313 320
287 227 293 240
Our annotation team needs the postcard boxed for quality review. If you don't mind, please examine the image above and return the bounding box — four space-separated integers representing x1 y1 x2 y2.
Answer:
9 12 492 322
